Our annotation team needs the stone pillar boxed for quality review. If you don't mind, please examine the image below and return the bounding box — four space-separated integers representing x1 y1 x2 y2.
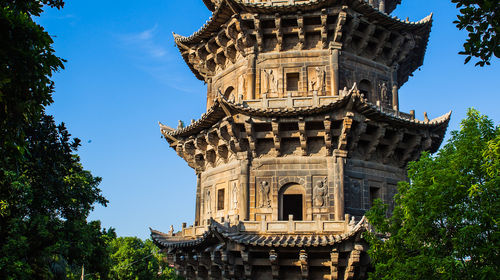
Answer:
195 171 202 226
239 154 250 220
330 48 340 96
207 78 213 109
326 157 336 219
246 53 256 100
334 151 346 221
392 84 399 111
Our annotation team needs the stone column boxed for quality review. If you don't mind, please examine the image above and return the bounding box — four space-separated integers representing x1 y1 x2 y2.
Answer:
392 84 399 111
239 153 250 220
330 48 340 96
195 171 202 226
326 157 336 220
334 150 347 221
206 78 213 109
246 52 256 100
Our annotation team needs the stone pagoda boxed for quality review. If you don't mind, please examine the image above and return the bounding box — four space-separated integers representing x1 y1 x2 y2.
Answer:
151 0 451 279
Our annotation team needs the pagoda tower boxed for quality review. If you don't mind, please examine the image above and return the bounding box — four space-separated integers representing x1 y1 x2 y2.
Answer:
152 1 451 279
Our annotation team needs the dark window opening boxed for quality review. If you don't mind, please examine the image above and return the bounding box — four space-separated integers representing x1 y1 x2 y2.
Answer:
370 187 380 207
217 189 225 210
282 194 303 220
286 73 299 91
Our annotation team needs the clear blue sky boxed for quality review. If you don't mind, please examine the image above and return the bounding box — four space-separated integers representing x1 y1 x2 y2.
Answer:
39 1 499 239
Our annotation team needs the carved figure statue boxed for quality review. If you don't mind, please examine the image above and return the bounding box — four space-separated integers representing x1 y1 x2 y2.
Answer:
380 82 388 103
314 177 327 207
232 182 238 210
315 67 325 93
259 181 271 208
206 189 212 214
263 69 278 93
268 69 278 93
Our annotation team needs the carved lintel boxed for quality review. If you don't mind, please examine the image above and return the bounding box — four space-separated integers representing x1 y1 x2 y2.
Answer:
297 12 305 50
299 249 308 279
401 134 422 164
330 248 339 280
275 14 283 51
344 249 361 280
338 116 354 151
373 29 391 60
269 249 279 280
333 11 347 45
356 23 376 55
324 115 333 155
321 9 328 48
344 15 360 47
365 124 387 161
241 250 252 278
298 118 307 156
271 118 281 156
348 120 367 154
244 119 256 158
254 15 263 52
396 34 416 64
388 34 405 64
383 129 405 164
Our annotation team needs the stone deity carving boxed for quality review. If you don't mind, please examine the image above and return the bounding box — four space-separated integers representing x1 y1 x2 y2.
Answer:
259 181 271 208
315 67 325 93
263 69 278 93
232 182 238 210
380 82 388 104
314 177 327 207
206 189 212 214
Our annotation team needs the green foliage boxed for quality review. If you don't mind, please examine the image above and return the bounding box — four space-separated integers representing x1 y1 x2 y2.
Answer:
451 0 499 66
107 237 181 280
0 1 110 279
365 109 500 280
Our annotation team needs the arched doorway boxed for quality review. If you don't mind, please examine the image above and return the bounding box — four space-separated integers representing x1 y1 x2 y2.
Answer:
279 183 306 221
224 86 235 101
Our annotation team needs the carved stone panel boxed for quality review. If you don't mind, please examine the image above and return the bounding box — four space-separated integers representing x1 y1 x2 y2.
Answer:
260 68 280 97
307 66 326 94
346 178 363 209
256 177 273 209
313 176 328 208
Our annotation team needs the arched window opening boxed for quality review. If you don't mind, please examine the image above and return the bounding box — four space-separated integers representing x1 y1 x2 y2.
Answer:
359 79 372 101
279 183 306 221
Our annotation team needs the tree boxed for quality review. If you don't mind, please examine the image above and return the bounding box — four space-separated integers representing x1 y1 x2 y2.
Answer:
365 109 499 280
0 1 109 278
108 237 180 280
451 0 499 66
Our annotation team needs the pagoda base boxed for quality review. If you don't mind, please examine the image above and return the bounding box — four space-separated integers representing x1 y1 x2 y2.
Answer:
152 218 371 280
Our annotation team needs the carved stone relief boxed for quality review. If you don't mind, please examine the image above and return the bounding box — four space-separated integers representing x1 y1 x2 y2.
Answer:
231 181 238 210
313 177 328 207
259 180 271 208
206 188 212 214
308 66 326 93
379 81 391 107
261 69 279 94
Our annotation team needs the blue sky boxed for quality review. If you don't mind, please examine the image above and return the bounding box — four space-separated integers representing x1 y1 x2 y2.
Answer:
39 0 499 239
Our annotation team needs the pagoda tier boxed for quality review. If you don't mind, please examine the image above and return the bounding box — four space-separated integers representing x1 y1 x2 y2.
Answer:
151 217 371 279
175 0 431 111
159 90 450 226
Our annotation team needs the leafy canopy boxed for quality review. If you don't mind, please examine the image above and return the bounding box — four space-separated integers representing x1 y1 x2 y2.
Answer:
451 0 500 66
365 109 500 280
0 1 110 279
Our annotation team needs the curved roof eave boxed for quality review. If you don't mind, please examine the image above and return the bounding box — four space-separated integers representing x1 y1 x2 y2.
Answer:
174 0 432 46
161 92 451 143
